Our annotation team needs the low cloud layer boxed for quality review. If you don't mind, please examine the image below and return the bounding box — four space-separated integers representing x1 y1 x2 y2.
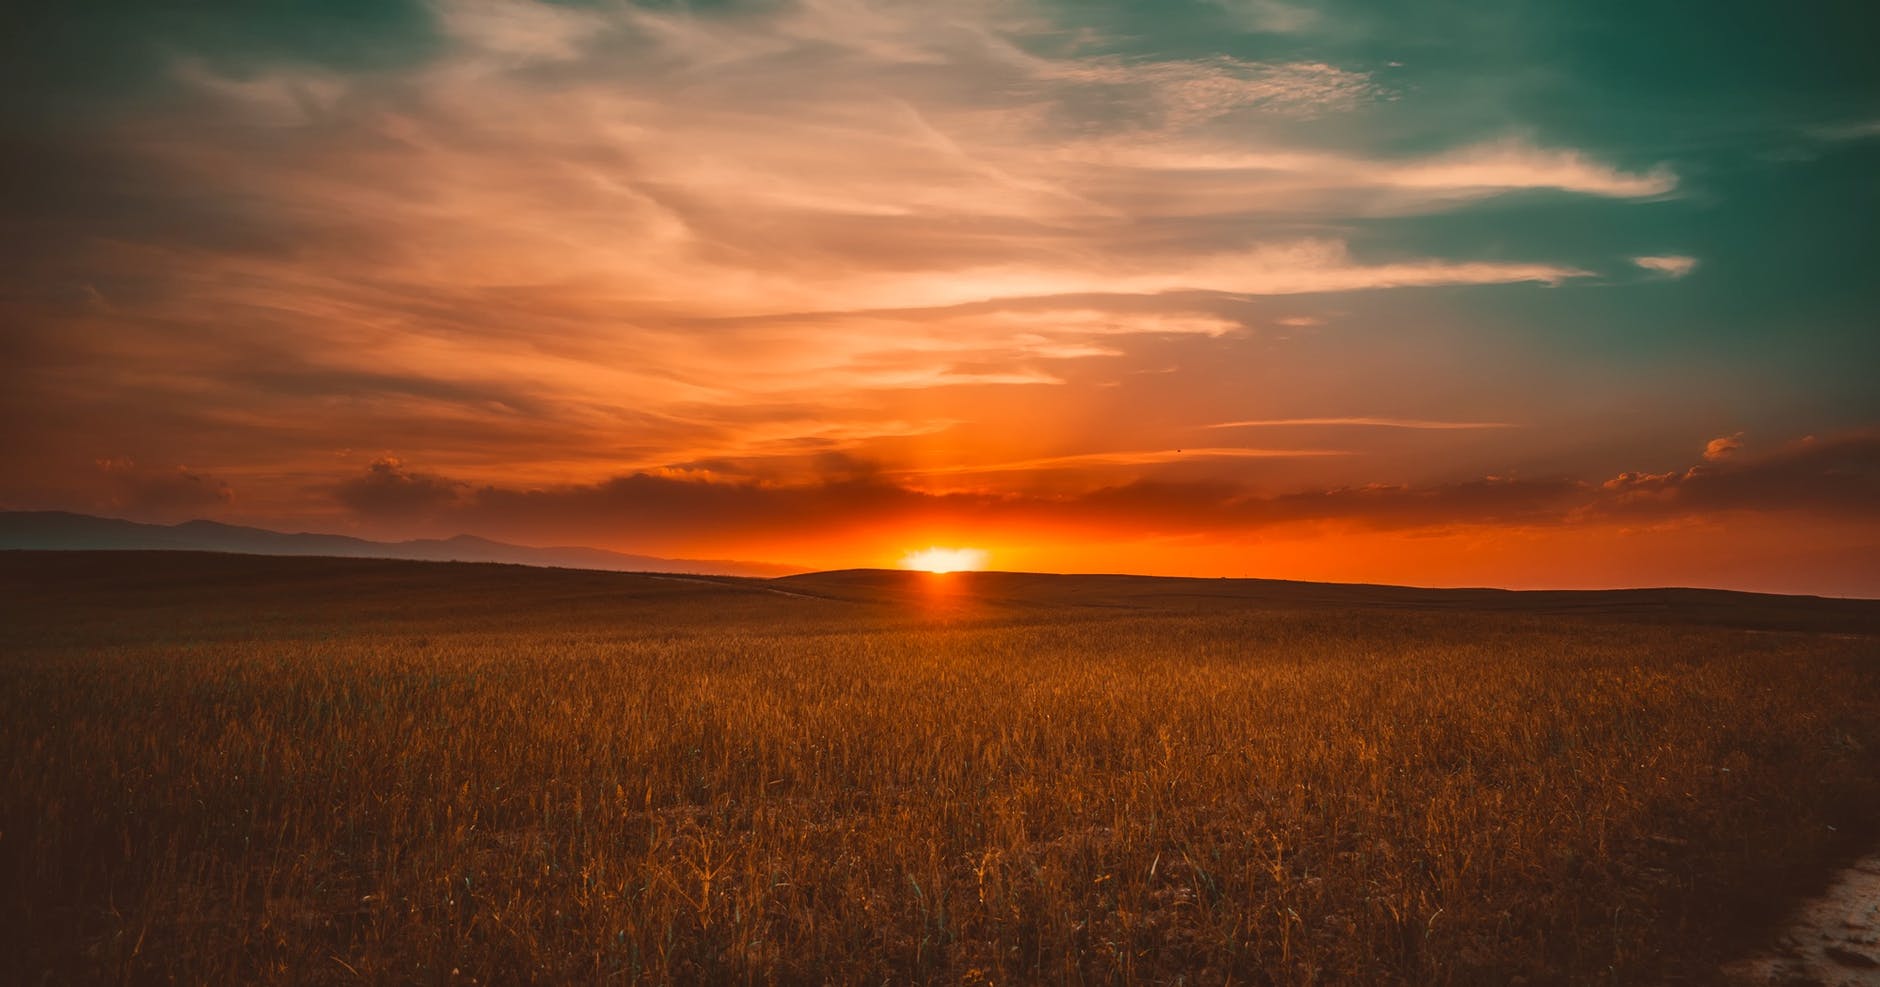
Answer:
96 458 235 519
328 430 1880 554
333 457 465 517
1595 431 1879 519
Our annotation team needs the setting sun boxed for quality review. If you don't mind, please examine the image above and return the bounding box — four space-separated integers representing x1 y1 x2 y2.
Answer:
899 547 989 573
5 1 1877 981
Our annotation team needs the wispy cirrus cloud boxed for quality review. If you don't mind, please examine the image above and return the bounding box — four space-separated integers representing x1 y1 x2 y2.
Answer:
888 445 1352 482
1201 0 1322 35
1207 417 1519 430
1809 119 1880 142
0 0 1710 530
1075 138 1676 217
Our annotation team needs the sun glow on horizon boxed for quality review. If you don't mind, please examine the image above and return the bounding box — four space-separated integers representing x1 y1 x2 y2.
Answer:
900 547 990 573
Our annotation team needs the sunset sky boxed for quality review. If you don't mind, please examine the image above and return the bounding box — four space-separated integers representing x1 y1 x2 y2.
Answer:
3 0 1877 593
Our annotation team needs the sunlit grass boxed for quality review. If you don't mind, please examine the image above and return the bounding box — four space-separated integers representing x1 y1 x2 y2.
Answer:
1 553 1876 984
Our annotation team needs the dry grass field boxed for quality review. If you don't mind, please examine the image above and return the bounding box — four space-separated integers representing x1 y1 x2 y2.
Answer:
3 551 1878 984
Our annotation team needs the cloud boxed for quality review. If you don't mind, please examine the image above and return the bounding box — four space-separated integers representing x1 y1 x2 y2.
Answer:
1072 139 1678 217
1633 255 1698 278
1702 432 1744 461
325 430 1880 551
1043 56 1380 124
0 0 1718 522
1383 140 1677 199
887 446 1351 480
1202 0 1321 34
1597 431 1879 518
1810 119 1880 142
95 457 234 518
433 0 607 62
323 458 1586 549
332 457 465 517
787 239 1591 311
1208 417 1518 430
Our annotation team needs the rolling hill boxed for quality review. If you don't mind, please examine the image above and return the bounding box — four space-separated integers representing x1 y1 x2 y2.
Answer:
0 510 801 578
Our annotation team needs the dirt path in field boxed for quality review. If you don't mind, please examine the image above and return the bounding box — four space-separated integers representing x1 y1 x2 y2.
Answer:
1722 850 1880 985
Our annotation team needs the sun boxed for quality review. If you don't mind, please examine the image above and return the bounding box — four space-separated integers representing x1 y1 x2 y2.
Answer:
900 547 989 573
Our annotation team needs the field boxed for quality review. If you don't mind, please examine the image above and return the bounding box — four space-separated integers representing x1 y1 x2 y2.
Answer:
3 551 1879 984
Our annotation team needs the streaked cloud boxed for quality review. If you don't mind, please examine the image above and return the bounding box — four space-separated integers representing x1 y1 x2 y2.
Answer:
434 0 607 61
1810 119 1880 142
1633 255 1698 278
890 446 1352 480
1043 56 1380 123
2 0 1871 591
1201 0 1322 35
1382 140 1676 199
1069 138 1676 219
0 0 1649 491
1207 418 1518 430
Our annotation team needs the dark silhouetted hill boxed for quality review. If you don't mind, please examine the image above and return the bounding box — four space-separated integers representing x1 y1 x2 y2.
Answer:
0 511 801 578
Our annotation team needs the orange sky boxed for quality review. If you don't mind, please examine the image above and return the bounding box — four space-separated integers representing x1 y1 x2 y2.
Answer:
2 0 1877 595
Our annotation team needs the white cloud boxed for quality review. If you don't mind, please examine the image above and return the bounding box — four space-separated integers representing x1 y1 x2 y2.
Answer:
1382 140 1676 198
1633 255 1698 278
1074 138 1677 214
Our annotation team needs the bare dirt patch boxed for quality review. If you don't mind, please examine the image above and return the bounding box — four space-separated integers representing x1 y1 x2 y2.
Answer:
1724 851 1880 986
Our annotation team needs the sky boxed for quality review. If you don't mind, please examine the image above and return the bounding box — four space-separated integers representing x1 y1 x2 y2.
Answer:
2 0 1877 594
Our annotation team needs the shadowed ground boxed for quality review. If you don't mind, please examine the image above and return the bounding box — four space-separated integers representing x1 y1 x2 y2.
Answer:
2 551 1877 984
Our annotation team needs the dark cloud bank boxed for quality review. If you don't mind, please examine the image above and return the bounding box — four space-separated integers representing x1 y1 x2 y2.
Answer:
331 430 1880 543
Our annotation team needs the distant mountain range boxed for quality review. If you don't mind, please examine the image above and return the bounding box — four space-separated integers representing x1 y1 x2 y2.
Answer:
0 511 802 578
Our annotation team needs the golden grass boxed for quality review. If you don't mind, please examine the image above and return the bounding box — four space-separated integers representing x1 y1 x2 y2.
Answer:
2 552 1877 984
